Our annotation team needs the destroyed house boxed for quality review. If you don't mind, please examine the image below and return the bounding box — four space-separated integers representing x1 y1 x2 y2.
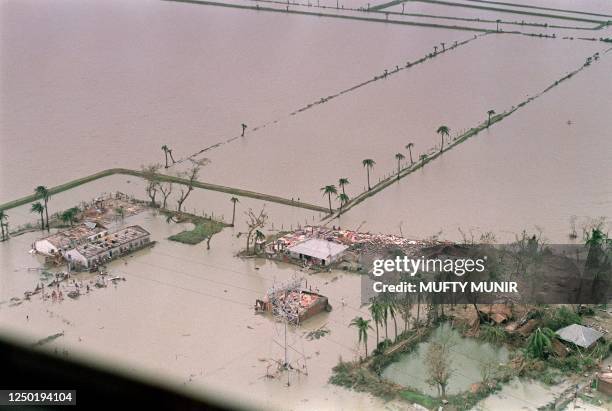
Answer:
34 222 107 255
65 225 150 269
287 238 348 266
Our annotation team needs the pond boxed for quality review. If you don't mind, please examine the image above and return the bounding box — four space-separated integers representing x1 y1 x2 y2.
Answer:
382 324 509 396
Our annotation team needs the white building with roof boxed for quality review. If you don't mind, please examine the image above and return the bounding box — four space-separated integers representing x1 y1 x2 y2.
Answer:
65 225 150 269
287 238 348 266
34 223 107 256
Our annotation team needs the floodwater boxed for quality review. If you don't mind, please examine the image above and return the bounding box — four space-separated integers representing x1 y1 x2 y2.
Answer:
200 34 605 204
475 378 570 410
382 324 509 397
383 1 600 30
338 49 612 242
0 208 385 410
1 0 458 203
1 0 611 409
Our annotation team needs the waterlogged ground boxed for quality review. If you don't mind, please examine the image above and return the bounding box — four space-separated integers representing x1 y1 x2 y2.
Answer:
382 325 509 396
200 34 605 205
337 49 612 242
1 0 612 409
0 210 389 410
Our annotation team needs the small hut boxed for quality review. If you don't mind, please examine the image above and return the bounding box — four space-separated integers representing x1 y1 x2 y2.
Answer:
556 324 603 349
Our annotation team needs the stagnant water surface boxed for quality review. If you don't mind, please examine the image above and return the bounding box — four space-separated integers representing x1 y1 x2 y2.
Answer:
382 324 509 396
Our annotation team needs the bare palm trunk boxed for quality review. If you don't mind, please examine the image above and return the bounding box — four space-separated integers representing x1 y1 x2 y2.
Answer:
231 203 237 226
440 135 444 153
164 150 169 168
367 167 371 190
408 148 413 165
169 150 176 164
327 193 332 213
44 199 50 231
397 159 401 180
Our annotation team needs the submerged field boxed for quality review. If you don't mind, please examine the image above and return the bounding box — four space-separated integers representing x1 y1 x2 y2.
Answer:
1 0 612 409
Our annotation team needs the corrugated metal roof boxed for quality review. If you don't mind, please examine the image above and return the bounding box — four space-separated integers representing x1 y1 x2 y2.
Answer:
288 238 348 260
556 324 603 348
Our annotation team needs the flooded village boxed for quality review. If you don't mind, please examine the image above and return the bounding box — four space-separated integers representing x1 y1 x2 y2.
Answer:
1 0 612 410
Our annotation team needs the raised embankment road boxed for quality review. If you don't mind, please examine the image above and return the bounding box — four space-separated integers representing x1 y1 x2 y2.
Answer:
0 168 329 214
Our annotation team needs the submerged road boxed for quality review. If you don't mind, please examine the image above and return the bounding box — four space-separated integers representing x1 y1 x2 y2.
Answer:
0 168 330 214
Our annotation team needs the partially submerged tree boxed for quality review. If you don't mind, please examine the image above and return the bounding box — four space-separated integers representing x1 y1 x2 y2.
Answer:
158 182 173 209
230 197 239 227
405 143 414 165
338 177 349 195
35 185 50 231
436 125 450 153
349 316 373 357
369 300 383 345
320 185 338 214
362 158 376 190
425 329 456 398
254 230 266 253
244 207 268 254
0 210 8 241
337 193 349 215
141 164 162 207
60 207 79 227
487 109 496 127
31 202 45 230
161 145 170 168
395 153 405 180
176 165 202 213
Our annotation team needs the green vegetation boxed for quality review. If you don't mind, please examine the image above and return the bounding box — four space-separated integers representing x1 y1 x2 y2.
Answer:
168 217 226 245
542 306 582 330
349 316 373 357
479 324 508 345
399 390 440 409
320 185 338 213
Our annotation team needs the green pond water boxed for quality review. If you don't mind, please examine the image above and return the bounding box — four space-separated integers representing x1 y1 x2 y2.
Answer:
382 325 509 396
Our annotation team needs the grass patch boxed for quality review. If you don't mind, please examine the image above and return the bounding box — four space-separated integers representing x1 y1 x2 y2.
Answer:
400 390 440 409
168 217 226 245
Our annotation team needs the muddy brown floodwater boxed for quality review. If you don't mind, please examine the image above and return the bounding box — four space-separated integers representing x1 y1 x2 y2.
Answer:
1 0 611 409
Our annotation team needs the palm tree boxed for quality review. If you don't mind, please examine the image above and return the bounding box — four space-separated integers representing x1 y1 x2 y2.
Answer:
254 230 266 253
387 300 398 341
0 210 7 241
241 123 247 136
441 42 445 51
230 197 239 227
337 193 349 215
487 110 495 126
395 153 405 180
369 301 383 345
31 202 45 230
60 207 78 227
405 143 414 165
161 145 170 168
362 159 376 190
349 316 373 357
320 185 338 214
35 186 50 231
436 125 450 153
338 178 349 195
496 19 501 32
433 45 438 54
168 148 176 164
